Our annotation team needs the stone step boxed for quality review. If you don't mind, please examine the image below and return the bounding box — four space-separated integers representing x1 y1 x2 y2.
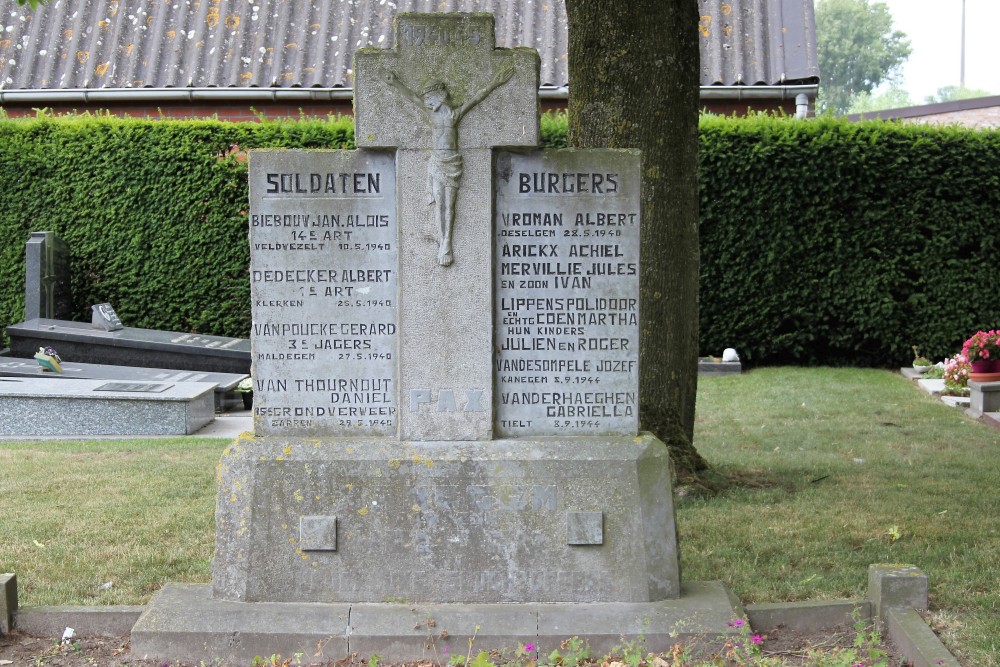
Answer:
130 582 742 663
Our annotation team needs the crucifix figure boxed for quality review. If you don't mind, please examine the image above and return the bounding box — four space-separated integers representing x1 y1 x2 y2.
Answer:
385 64 514 266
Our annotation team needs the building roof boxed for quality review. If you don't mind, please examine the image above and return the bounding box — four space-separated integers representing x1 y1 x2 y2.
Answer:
847 95 1000 127
0 0 817 98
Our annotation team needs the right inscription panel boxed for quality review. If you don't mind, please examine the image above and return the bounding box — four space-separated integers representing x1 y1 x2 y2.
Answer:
494 150 641 437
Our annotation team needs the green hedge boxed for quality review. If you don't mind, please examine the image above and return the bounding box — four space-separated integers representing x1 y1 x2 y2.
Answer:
0 115 355 342
1 111 996 366
699 115 1000 366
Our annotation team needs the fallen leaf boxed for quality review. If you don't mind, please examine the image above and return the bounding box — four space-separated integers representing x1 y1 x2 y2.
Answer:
32 539 45 549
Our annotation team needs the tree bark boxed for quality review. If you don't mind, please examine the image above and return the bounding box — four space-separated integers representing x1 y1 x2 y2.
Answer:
565 0 707 476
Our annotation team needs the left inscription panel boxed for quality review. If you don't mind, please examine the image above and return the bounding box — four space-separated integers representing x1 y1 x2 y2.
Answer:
249 151 398 437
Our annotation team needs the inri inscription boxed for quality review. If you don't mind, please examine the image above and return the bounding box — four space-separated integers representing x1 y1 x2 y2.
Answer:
494 150 641 437
249 150 398 437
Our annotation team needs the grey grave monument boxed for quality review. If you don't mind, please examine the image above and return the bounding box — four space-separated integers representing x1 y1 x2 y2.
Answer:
0 358 246 412
10 233 250 374
6 319 250 374
24 231 73 322
132 13 739 662
0 377 215 436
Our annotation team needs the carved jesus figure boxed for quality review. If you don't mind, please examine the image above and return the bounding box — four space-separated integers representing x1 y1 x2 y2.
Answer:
386 63 515 266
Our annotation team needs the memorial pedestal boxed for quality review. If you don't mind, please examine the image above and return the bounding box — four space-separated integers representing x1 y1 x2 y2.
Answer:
212 434 679 604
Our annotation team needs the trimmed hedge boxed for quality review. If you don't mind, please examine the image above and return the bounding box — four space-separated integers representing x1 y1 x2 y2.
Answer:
0 115 355 342
1 112 996 366
699 115 1000 366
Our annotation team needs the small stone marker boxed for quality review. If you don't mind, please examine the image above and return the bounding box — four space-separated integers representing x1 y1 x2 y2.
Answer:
91 303 124 331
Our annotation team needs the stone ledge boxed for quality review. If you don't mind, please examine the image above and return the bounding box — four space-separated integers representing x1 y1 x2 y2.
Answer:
886 608 961 667
130 581 742 663
1 573 15 634
14 605 143 638
745 599 869 631
7 585 963 667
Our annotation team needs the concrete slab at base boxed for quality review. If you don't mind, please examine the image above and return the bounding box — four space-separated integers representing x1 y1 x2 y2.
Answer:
131 582 741 664
0 378 216 436
130 583 350 664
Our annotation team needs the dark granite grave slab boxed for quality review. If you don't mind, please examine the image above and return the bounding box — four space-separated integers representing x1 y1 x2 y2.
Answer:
6 319 250 374
0 357 247 411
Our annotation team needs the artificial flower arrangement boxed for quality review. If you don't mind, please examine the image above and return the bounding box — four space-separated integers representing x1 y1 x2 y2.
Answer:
33 346 63 373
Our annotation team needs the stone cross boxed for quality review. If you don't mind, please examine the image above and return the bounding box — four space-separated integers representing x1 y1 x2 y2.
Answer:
355 14 539 441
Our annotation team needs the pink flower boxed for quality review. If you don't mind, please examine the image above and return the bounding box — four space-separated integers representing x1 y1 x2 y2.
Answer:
726 618 746 628
751 634 763 645
524 643 536 652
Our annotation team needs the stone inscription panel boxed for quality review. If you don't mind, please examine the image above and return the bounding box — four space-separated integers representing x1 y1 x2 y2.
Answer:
249 150 397 437
494 150 641 437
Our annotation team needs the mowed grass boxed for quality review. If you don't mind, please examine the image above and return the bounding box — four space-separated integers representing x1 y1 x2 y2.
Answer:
0 438 224 606
0 369 997 663
684 368 1000 666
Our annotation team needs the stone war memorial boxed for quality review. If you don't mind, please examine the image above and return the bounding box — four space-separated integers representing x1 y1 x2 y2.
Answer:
132 13 741 662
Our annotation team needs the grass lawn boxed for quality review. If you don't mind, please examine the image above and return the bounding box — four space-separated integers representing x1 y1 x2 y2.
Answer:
0 368 996 664
686 367 999 666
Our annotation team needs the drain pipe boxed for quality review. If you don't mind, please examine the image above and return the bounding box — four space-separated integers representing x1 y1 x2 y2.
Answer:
795 93 810 119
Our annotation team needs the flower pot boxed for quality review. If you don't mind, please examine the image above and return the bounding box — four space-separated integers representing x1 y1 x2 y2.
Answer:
969 372 1000 383
971 360 994 373
241 391 253 410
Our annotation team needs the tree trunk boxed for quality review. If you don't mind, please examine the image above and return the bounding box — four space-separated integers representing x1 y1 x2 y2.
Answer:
565 0 707 477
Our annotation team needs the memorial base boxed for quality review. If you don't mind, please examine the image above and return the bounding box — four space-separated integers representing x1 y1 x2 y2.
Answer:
213 434 680 604
131 582 743 664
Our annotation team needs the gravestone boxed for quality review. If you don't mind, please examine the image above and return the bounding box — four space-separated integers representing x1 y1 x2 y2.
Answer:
0 358 246 411
24 231 72 321
0 377 215 436
133 13 736 663
6 319 250 374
